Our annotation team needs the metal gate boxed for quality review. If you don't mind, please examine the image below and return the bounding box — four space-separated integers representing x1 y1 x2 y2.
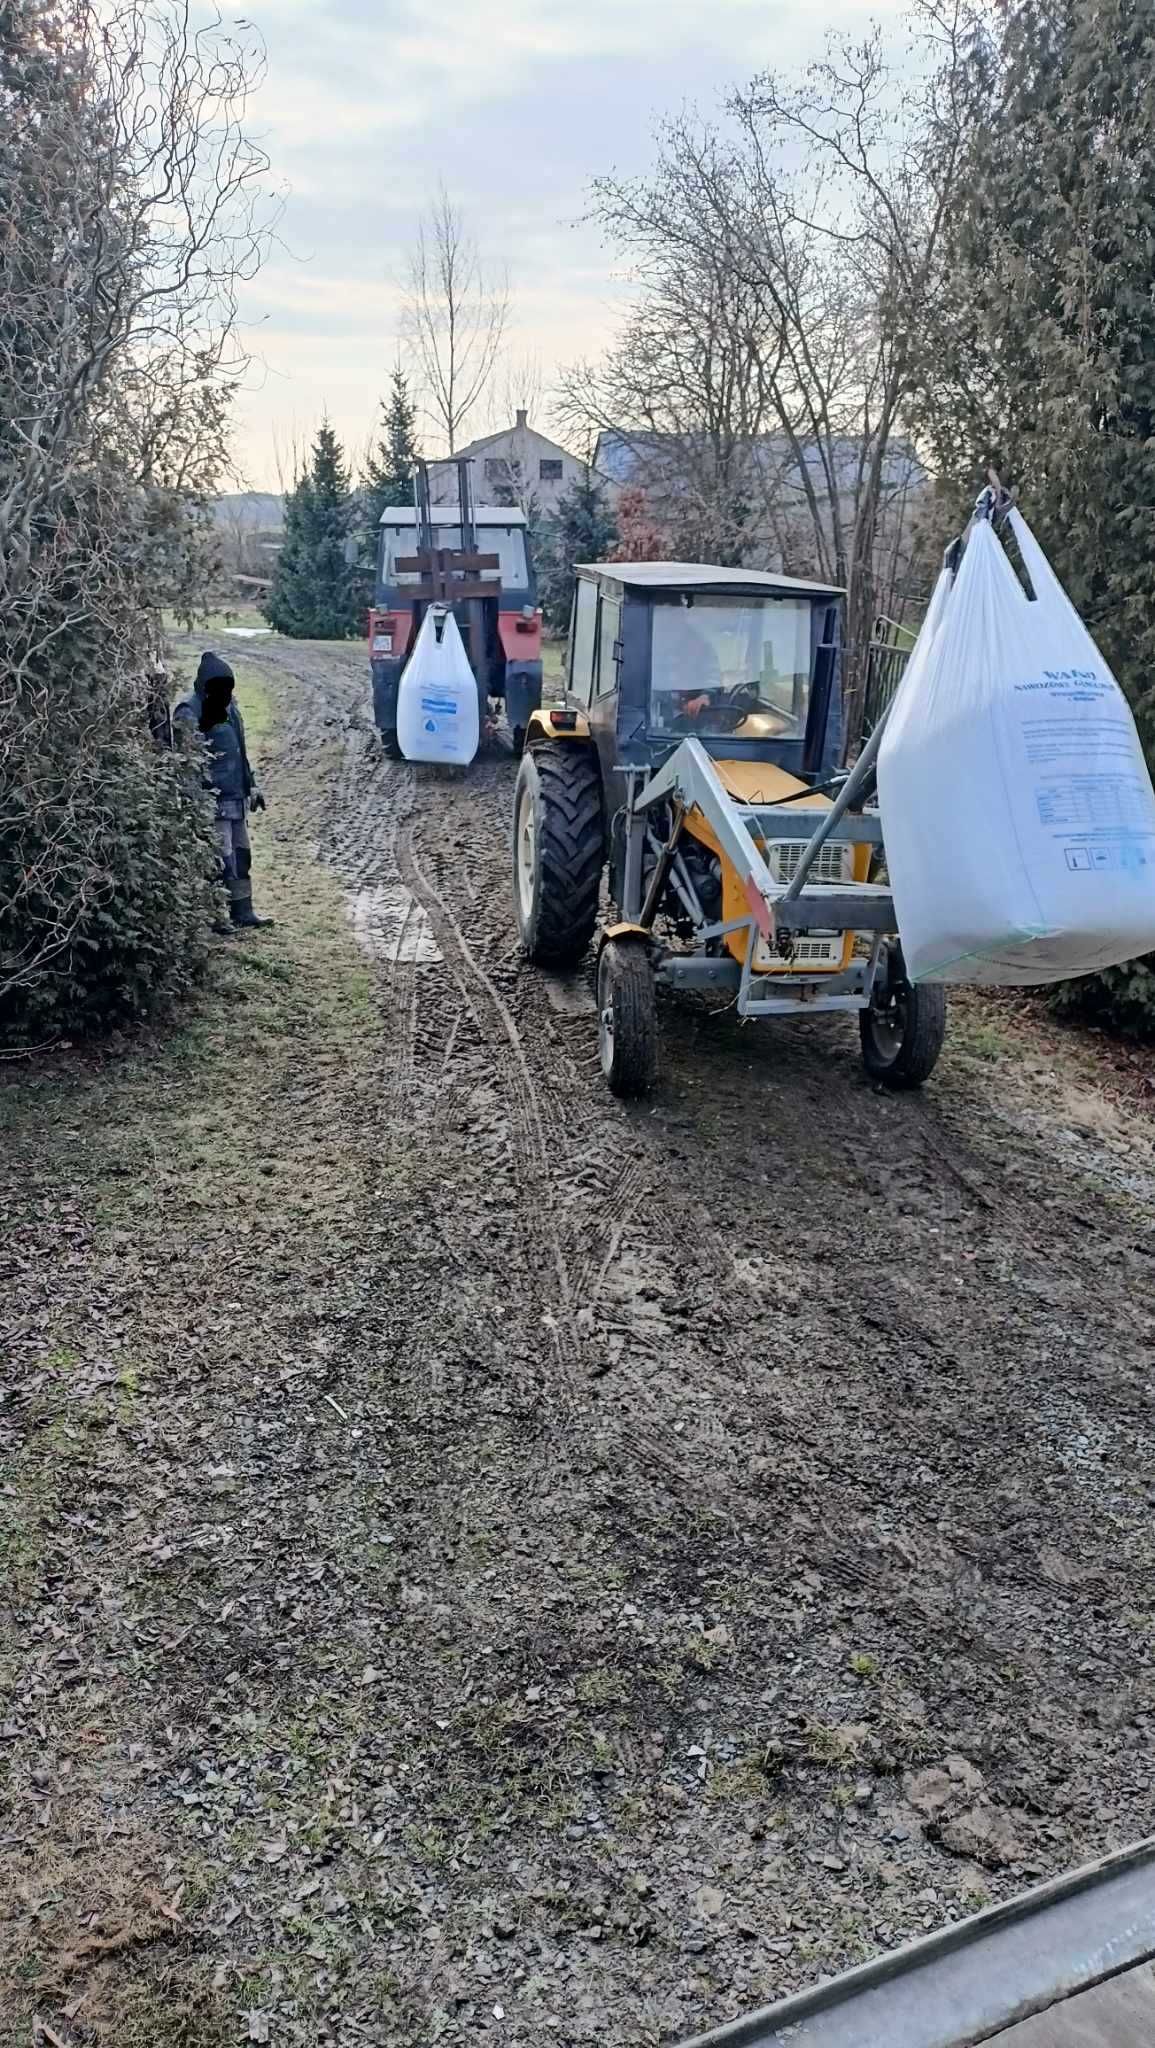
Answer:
862 616 914 735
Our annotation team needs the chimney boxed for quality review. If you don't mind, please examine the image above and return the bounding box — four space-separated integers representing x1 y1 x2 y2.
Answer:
515 408 528 430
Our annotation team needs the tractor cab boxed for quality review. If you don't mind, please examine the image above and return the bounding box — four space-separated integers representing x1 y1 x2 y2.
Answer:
512 558 947 1098
564 561 844 789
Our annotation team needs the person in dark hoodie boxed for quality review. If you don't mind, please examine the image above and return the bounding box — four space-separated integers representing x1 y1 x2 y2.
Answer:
174 652 273 931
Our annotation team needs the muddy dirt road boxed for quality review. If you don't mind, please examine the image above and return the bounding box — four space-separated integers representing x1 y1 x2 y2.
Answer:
4 635 1155 2047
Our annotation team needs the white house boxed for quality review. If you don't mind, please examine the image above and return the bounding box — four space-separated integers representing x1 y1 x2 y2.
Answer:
428 412 585 514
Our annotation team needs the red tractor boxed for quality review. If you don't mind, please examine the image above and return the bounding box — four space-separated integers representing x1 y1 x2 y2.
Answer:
367 458 544 757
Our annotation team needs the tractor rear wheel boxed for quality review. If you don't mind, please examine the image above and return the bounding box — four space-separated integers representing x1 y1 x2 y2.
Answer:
597 939 657 1097
513 743 604 966
859 943 946 1089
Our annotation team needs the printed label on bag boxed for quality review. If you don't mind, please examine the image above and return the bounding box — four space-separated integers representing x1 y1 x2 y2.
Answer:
1021 716 1139 768
1035 774 1154 830
1014 668 1111 699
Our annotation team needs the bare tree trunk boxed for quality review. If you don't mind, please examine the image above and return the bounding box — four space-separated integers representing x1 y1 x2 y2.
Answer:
402 186 509 455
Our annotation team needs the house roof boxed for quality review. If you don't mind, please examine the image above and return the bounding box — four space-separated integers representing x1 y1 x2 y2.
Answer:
577 560 844 599
445 420 579 464
592 427 926 494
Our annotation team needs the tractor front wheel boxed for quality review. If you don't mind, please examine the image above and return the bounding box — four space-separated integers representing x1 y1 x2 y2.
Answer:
597 939 657 1097
859 944 946 1089
513 743 603 966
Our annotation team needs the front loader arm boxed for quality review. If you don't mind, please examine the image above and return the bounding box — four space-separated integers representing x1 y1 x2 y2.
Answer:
635 739 779 939
634 737 895 939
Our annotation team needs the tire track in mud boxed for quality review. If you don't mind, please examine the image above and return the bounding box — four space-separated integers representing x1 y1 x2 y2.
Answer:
395 812 583 1410
391 765 732 1527
315 732 703 1500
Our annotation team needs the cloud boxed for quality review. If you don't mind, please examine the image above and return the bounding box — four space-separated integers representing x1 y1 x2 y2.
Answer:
231 0 906 483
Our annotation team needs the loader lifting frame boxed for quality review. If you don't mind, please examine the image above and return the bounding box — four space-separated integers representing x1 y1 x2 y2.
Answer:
396 457 501 687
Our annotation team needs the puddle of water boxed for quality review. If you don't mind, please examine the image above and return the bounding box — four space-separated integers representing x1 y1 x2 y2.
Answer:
346 884 442 964
223 627 273 638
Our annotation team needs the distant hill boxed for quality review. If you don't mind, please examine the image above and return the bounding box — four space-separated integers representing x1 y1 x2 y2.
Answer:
213 491 284 530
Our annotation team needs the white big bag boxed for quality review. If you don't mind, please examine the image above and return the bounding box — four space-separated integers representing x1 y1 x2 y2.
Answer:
877 507 1155 984
396 605 480 766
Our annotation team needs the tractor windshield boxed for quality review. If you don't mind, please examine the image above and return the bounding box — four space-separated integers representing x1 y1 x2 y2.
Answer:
650 596 812 740
379 524 529 592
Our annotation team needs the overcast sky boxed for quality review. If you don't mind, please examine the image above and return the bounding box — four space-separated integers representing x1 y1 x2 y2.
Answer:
231 0 904 490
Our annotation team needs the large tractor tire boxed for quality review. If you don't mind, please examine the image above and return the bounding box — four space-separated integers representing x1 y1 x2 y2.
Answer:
513 742 604 967
859 942 946 1089
597 939 657 1097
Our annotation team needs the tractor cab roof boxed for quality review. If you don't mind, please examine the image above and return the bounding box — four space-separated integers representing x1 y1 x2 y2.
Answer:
379 504 529 528
575 560 844 601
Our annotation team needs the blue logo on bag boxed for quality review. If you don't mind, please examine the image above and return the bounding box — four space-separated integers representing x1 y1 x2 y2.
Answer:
424 718 436 732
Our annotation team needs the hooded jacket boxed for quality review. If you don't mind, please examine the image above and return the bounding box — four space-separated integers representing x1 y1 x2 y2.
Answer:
174 653 254 813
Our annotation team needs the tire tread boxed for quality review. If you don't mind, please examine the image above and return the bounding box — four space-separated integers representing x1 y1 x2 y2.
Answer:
601 941 657 1096
522 744 604 966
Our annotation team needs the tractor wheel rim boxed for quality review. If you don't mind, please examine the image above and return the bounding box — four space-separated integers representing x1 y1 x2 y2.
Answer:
598 969 615 1075
516 788 536 921
869 992 906 1058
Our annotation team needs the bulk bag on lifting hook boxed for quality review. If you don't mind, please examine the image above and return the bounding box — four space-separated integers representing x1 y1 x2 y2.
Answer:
877 508 1155 985
396 604 480 766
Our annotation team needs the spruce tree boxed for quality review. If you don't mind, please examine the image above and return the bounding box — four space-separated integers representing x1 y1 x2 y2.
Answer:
363 370 421 529
536 468 618 629
265 422 361 639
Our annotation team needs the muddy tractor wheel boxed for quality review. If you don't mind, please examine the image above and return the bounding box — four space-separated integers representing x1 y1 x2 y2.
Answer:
381 727 404 762
513 743 603 967
597 939 657 1097
859 943 946 1089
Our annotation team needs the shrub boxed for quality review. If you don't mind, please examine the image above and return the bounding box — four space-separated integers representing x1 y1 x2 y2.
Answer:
1047 960 1155 1042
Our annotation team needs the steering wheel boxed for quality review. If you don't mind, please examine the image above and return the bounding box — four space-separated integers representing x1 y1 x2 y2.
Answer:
667 681 763 734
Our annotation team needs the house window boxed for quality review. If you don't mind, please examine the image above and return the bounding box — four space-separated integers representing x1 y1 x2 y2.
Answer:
484 457 507 481
539 459 563 482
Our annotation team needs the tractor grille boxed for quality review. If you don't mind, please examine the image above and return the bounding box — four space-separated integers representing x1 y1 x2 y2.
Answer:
765 839 852 885
755 931 846 971
757 838 851 973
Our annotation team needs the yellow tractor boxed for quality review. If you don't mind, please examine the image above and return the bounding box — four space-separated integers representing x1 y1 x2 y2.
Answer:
511 561 946 1096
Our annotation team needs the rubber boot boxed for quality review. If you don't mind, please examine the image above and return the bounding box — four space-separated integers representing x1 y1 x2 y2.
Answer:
230 903 275 930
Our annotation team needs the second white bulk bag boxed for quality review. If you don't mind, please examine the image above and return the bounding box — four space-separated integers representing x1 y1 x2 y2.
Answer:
877 508 1155 985
396 605 480 766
